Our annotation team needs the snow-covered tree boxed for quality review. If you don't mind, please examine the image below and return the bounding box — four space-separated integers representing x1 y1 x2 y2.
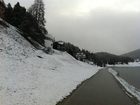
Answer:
29 0 54 53
28 0 46 27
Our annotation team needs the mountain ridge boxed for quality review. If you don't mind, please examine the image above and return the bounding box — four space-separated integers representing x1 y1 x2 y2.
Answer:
121 49 140 60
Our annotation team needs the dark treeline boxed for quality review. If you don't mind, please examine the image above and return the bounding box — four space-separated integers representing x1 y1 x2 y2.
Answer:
3 1 47 47
94 52 134 67
53 41 134 67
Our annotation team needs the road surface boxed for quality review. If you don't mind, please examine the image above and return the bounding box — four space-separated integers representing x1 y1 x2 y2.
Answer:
57 68 134 105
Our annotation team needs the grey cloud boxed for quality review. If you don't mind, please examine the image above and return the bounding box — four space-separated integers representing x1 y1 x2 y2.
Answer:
48 9 140 54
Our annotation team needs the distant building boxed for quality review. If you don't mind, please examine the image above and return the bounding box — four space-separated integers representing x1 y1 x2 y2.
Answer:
76 52 86 61
53 41 65 51
135 58 140 62
0 0 5 19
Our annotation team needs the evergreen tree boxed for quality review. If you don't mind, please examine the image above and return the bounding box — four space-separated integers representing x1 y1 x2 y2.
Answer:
19 12 46 46
10 2 26 27
0 0 6 19
28 0 46 27
4 2 46 46
5 3 13 23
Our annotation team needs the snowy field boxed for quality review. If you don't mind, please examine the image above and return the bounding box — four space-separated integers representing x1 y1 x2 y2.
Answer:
0 51 99 105
107 62 140 67
108 68 140 102
0 19 100 105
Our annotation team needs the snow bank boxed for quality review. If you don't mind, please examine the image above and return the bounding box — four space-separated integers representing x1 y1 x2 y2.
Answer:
128 62 140 67
0 19 100 105
107 62 140 67
108 68 140 102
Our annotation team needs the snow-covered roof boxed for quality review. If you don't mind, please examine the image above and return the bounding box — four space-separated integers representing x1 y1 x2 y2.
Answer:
56 41 65 45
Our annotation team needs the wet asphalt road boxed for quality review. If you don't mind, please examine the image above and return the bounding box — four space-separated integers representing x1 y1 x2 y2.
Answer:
57 68 135 105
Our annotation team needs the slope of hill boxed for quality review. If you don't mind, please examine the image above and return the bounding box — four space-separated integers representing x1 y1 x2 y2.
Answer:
122 49 140 60
94 52 134 66
0 18 35 59
0 18 99 105
95 52 118 59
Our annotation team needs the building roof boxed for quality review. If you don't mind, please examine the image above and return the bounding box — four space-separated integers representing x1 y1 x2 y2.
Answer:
57 41 65 45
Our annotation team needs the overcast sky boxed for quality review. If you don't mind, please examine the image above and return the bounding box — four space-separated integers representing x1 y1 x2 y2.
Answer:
5 0 140 55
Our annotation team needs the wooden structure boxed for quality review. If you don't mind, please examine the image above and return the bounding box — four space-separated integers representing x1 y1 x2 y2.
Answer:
53 41 65 51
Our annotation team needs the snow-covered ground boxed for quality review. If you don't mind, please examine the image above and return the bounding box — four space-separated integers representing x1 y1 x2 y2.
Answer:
107 62 140 67
0 51 99 105
0 19 100 105
108 68 140 102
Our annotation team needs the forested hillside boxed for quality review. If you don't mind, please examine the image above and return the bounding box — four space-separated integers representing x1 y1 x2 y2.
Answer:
122 49 140 60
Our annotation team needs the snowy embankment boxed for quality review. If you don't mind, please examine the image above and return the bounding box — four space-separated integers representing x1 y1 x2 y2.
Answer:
0 19 100 105
107 62 140 67
108 68 140 102
0 51 99 105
